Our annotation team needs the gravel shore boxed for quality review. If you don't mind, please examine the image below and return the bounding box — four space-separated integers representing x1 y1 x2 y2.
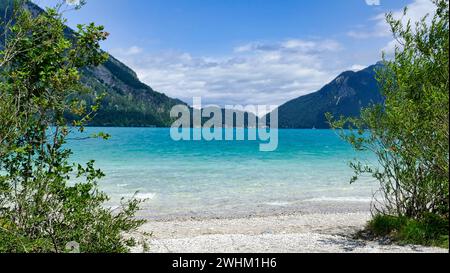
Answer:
130 207 447 253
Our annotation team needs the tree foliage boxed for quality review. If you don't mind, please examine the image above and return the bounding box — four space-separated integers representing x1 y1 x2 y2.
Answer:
328 0 449 219
0 0 144 253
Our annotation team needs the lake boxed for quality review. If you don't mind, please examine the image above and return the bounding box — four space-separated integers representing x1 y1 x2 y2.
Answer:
68 128 376 219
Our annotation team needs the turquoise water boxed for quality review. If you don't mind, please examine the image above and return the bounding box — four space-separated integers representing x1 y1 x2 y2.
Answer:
68 128 376 218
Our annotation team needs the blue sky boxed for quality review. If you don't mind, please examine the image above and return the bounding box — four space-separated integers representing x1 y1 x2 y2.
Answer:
33 0 436 109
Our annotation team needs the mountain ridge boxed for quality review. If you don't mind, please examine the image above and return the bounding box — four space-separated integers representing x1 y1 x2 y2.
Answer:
2 2 385 129
267 63 384 129
1 0 186 127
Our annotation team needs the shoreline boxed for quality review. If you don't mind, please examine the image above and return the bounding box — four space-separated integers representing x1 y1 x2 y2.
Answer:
130 202 447 253
134 200 374 221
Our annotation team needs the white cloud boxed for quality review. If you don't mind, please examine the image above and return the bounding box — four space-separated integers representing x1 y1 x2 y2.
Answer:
380 0 435 56
350 64 367 71
365 0 380 6
235 39 341 54
111 39 346 109
381 40 401 57
66 0 81 5
350 0 435 40
347 29 388 39
110 46 143 56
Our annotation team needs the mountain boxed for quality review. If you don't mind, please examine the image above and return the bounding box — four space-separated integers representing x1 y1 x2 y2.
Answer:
2 2 384 129
268 63 384 129
1 1 185 127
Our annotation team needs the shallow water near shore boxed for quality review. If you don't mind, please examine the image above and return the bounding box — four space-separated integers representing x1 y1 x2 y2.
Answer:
67 128 376 219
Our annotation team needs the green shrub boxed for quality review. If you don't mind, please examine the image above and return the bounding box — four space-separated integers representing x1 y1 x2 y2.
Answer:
400 214 449 248
0 1 145 253
367 214 407 236
421 213 449 238
328 0 449 219
368 214 449 249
